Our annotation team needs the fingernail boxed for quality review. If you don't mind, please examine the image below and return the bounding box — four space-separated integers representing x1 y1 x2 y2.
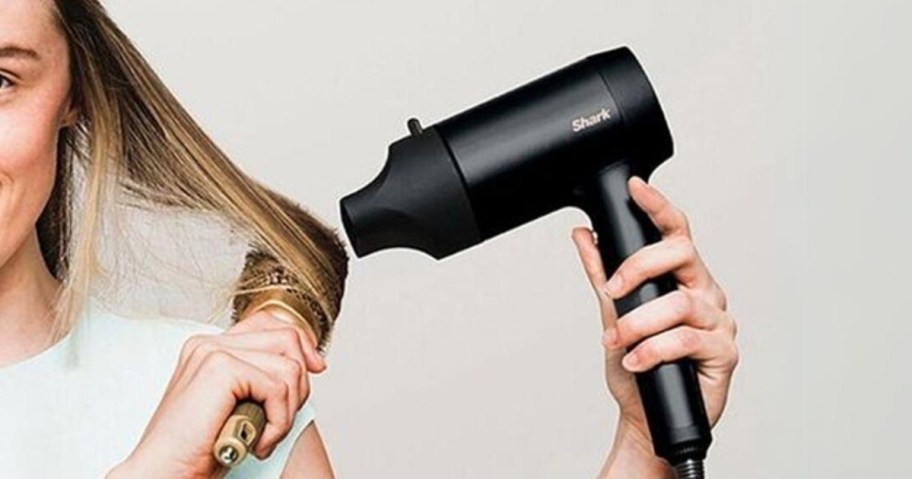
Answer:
603 328 618 348
605 275 623 295
622 353 639 371
632 176 653 193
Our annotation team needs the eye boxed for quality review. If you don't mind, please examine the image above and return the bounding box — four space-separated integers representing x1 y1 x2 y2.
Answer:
0 75 11 90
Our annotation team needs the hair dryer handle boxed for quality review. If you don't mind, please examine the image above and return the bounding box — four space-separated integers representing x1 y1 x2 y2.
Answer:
580 162 712 466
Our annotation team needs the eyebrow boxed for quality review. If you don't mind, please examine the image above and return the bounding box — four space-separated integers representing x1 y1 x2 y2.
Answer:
0 44 41 61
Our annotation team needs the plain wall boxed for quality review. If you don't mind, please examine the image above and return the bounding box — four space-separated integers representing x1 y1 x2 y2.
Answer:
102 0 909 477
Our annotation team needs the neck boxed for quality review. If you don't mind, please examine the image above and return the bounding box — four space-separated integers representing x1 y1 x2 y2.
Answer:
0 229 63 368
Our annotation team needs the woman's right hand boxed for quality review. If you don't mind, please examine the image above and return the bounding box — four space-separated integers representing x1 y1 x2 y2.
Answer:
106 310 327 479
572 178 738 477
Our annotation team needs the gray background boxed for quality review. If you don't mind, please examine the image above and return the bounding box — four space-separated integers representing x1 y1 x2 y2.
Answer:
102 0 908 477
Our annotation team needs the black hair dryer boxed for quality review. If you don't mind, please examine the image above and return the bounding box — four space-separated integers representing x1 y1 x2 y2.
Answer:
339 46 712 478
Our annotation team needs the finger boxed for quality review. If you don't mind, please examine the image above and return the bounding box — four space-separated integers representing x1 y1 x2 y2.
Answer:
198 350 292 460
257 307 327 374
180 331 310 406
229 311 326 373
221 348 307 440
620 325 739 374
571 226 620 332
571 226 608 290
623 178 728 310
603 235 717 302
253 305 323 357
604 291 725 351
628 176 691 239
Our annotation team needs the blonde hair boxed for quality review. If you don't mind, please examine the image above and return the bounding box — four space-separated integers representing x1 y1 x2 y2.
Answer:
43 0 349 350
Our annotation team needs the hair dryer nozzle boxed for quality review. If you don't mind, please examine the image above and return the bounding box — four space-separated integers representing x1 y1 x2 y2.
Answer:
339 127 481 259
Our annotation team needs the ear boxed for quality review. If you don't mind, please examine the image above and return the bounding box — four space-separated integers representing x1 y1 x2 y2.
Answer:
59 89 79 128
60 105 79 128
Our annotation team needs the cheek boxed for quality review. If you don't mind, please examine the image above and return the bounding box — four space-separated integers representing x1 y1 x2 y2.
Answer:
0 95 62 257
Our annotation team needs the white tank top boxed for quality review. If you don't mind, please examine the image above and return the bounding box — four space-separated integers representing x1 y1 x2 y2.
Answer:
0 296 316 478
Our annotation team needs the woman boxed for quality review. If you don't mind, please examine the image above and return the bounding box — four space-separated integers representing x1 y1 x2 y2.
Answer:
0 0 738 477
1 0 344 477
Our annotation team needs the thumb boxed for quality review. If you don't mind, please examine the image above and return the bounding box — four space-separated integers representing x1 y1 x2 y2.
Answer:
571 227 621 333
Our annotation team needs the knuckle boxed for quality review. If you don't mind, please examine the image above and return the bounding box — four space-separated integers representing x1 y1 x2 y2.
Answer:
677 208 692 233
300 382 312 404
201 349 233 371
614 322 629 345
269 376 289 396
284 357 303 376
267 388 292 428
676 328 700 351
193 340 218 358
251 310 275 325
179 335 205 360
670 290 693 317
278 327 301 348
260 443 277 459
617 261 637 283
715 287 729 310
277 415 292 432
726 344 741 369
281 357 303 383
672 235 696 261
627 255 646 277
635 343 655 365
276 413 293 431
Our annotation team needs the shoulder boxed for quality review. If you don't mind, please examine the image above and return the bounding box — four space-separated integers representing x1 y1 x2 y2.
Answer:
78 299 227 376
73 299 230 419
83 299 228 338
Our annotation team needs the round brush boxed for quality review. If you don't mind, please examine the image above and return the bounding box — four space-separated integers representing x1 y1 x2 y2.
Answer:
213 250 330 467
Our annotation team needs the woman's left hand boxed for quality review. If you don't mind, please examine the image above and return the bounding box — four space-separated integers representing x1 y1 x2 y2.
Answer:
571 176 739 474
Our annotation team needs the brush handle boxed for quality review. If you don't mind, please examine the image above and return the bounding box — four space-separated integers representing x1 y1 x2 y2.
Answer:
581 162 712 466
213 296 320 467
214 400 266 467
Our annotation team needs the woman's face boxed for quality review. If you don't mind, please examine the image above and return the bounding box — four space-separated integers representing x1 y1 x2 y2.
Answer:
0 0 74 266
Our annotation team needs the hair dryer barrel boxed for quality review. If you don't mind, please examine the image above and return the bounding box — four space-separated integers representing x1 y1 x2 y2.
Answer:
436 47 674 240
340 47 672 259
